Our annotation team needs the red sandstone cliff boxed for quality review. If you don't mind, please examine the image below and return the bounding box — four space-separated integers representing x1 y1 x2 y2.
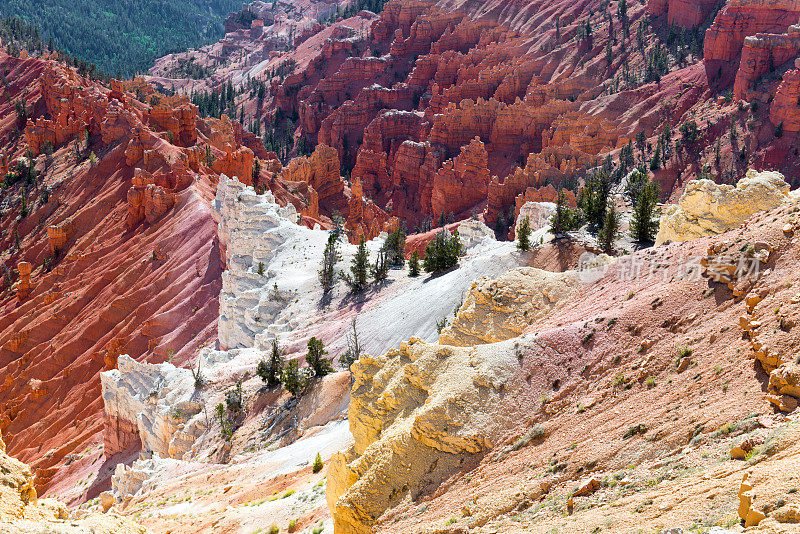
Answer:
0 54 246 500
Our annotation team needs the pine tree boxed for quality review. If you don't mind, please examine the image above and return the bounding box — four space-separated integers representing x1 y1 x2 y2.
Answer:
578 172 610 231
516 216 532 251
617 0 629 39
371 248 389 282
19 187 27 218
319 233 340 293
635 131 647 158
306 337 332 377
281 359 304 396
550 189 583 237
343 238 369 291
252 158 261 186
383 227 406 267
619 141 634 172
649 145 662 171
339 316 361 370
551 189 568 236
422 230 462 273
630 177 661 243
257 339 283 387
625 168 649 204
598 204 620 254
409 250 420 277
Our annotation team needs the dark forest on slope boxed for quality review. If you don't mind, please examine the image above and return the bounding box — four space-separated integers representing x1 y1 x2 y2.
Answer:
0 0 241 76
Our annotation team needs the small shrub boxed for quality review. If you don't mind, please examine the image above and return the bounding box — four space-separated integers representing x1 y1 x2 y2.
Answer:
268 525 279 534
581 330 595 344
550 188 584 236
510 426 546 451
257 261 265 276
225 381 244 414
645 376 655 388
215 403 233 440
312 452 324 473
623 423 648 439
288 519 297 532
436 317 449 334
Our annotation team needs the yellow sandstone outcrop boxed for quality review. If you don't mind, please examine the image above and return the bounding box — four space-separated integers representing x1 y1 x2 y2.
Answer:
0 430 148 533
656 170 792 245
439 267 578 346
326 337 522 534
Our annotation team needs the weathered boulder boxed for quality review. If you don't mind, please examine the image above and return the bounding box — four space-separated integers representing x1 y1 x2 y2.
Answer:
768 362 800 399
99 491 115 513
701 240 772 297
656 170 791 245
439 267 578 346
730 437 763 459
738 471 766 527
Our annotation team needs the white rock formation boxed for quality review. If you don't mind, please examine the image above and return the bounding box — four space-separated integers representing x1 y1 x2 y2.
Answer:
515 201 556 234
100 355 204 459
655 170 791 245
213 173 523 357
214 173 307 349
455 218 496 249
